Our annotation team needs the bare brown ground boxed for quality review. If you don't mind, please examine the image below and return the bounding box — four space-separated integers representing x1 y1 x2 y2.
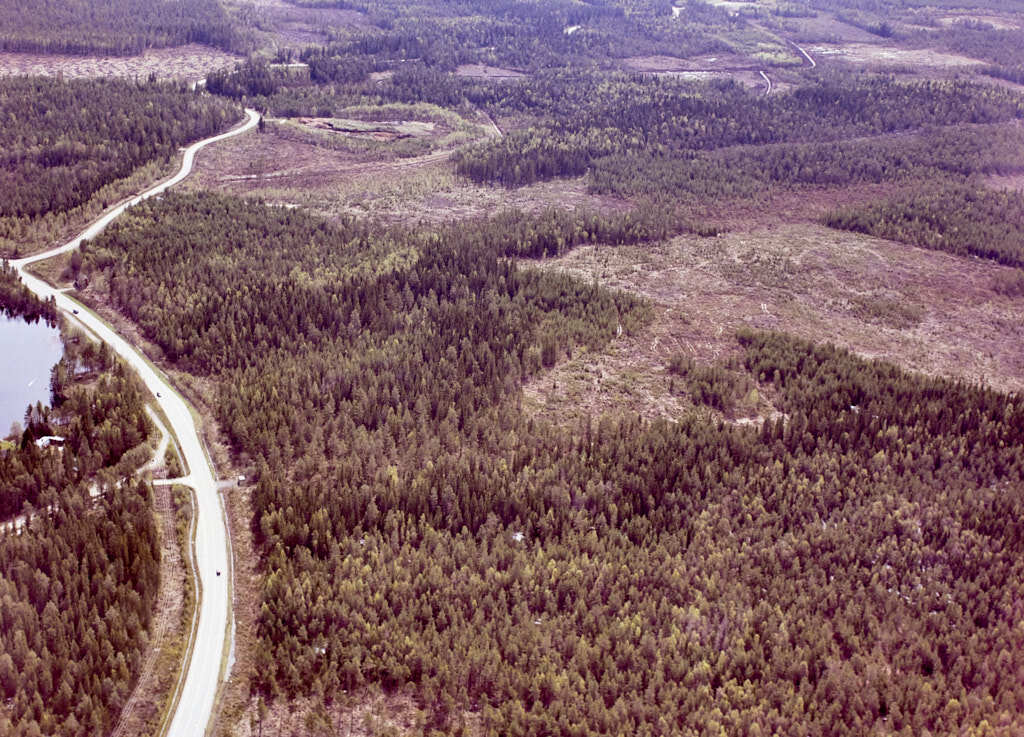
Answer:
0 44 241 82
230 691 483 737
523 224 1024 426
455 63 526 80
242 0 371 48
180 125 632 225
806 42 984 69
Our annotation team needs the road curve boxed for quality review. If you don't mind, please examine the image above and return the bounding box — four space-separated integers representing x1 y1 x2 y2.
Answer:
12 107 259 737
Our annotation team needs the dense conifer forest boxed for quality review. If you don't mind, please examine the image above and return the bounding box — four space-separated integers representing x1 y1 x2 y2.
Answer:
0 261 58 324
451 76 1024 188
823 184 1024 268
0 0 240 55
0 77 240 222
78 192 1024 736
0 279 159 737
288 0 720 71
0 479 159 737
589 124 1024 199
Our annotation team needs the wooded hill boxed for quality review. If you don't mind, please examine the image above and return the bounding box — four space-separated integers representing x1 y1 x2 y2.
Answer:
451 75 1024 188
291 0 730 72
80 192 1024 736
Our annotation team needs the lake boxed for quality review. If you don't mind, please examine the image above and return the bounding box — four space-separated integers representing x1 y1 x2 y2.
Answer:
0 314 62 434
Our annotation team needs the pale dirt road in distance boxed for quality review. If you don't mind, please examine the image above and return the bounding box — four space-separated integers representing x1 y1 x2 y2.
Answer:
791 41 817 68
12 107 259 737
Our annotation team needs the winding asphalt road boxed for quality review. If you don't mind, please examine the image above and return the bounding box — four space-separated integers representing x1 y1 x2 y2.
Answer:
11 107 259 737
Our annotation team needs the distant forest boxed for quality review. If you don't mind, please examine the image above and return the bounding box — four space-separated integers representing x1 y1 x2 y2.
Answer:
0 0 241 55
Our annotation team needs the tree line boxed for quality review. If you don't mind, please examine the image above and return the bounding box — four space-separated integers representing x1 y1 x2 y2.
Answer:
588 122 1024 199
451 75 1024 187
823 182 1024 268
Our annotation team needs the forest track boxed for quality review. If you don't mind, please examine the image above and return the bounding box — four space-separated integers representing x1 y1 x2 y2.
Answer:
790 41 817 69
480 109 503 139
11 107 259 737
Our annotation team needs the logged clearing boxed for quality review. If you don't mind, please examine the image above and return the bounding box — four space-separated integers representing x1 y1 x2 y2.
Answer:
240 0 370 47
622 54 780 91
524 223 1024 425
296 117 436 140
624 52 766 72
983 173 1024 192
455 64 527 80
808 43 984 69
936 14 1019 31
181 120 631 224
785 13 891 43
0 44 240 82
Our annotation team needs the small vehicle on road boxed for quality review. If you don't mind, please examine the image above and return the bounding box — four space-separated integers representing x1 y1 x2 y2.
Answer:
216 570 221 576
72 309 79 314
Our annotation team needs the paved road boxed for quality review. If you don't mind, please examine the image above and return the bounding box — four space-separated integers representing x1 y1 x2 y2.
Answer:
12 107 259 737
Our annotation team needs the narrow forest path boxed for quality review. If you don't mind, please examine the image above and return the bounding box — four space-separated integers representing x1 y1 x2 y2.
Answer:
790 41 817 69
12 107 259 737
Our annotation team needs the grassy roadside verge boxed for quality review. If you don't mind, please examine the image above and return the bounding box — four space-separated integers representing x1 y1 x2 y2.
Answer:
151 483 202 737
107 479 196 737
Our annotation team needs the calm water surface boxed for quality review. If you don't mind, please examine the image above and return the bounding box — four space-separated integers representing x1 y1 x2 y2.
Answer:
0 315 62 432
